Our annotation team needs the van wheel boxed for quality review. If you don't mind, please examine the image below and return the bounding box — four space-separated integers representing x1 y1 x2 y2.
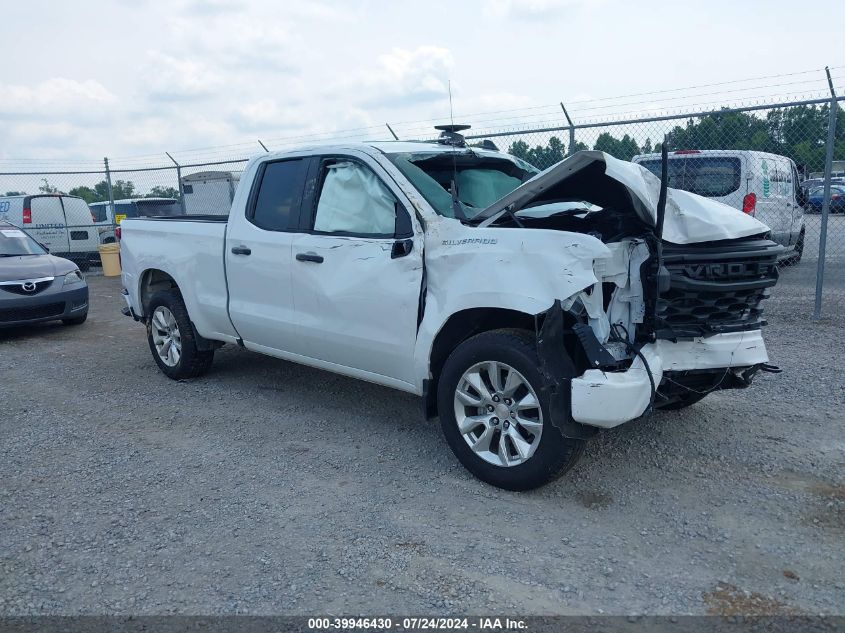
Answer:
437 329 585 491
146 290 214 380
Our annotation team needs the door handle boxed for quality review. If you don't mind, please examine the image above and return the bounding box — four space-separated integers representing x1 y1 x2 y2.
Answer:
231 245 251 255
296 252 324 263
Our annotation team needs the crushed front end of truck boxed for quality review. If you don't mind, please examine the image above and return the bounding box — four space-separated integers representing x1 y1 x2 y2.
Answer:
469 150 785 430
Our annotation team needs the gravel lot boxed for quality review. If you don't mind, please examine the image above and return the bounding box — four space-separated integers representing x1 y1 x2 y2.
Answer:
1 255 843 616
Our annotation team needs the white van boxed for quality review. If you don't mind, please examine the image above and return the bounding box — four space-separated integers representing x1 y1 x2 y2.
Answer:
632 150 806 262
90 198 182 242
0 194 100 268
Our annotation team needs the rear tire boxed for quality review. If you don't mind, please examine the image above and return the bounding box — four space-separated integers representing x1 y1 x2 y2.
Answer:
437 329 585 491
146 289 214 380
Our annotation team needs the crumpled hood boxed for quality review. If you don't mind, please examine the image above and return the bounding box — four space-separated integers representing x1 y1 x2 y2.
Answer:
479 151 770 245
0 254 78 282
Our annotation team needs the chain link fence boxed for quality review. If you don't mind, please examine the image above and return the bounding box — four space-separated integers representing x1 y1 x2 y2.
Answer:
1 94 843 314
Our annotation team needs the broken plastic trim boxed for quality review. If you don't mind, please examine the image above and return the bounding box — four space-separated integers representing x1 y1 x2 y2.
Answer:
536 301 598 441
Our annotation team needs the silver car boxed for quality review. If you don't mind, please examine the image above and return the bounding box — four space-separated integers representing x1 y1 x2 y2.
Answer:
0 220 89 328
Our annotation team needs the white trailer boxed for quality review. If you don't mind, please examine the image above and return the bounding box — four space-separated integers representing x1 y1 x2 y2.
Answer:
180 171 240 216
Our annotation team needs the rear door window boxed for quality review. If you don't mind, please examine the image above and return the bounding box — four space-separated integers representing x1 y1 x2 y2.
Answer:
250 159 308 231
638 156 742 198
61 197 95 227
30 196 64 227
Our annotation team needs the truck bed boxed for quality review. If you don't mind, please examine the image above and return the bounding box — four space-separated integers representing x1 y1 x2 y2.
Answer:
119 217 238 343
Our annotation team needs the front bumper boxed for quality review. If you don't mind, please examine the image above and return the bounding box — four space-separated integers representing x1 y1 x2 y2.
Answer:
570 330 769 428
0 283 89 328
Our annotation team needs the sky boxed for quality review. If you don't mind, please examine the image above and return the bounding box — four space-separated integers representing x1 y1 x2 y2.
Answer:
1 0 844 168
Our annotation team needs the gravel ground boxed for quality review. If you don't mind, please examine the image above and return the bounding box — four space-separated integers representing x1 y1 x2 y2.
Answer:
1 257 843 616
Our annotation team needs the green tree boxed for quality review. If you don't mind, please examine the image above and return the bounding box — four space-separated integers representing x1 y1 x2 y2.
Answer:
507 136 567 169
38 178 59 194
67 179 138 204
147 185 180 200
103 179 136 200
661 104 845 175
4 190 25 196
69 186 97 203
593 133 640 161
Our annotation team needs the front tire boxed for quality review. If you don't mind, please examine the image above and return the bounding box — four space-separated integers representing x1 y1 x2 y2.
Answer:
437 329 585 491
146 290 214 380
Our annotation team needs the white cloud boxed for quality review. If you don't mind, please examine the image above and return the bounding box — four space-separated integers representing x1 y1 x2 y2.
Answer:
230 99 311 133
483 0 600 18
163 12 305 73
350 46 455 109
142 51 224 101
0 78 117 119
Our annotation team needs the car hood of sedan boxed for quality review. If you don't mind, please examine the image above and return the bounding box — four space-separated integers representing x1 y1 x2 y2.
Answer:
0 254 79 282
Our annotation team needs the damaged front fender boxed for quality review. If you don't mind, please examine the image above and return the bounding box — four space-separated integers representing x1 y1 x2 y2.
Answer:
413 221 611 391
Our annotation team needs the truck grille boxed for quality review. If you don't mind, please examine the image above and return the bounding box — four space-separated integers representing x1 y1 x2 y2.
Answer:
655 238 783 338
0 302 65 323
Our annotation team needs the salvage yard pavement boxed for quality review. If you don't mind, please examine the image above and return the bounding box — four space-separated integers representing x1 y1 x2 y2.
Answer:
0 260 843 615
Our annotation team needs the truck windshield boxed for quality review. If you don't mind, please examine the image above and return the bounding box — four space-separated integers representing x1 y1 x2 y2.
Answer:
385 150 538 219
0 227 46 256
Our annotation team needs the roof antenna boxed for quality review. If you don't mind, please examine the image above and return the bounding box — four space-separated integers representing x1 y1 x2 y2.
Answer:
448 80 455 130
446 80 467 220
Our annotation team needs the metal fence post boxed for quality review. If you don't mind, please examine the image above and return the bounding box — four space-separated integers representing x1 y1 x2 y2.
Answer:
165 152 186 216
103 157 115 224
560 103 575 156
813 67 839 320
258 140 269 152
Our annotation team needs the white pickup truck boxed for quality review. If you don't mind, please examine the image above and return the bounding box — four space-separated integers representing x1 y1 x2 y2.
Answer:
120 128 782 490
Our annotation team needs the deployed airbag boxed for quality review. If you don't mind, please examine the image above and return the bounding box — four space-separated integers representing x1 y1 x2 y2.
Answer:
314 161 396 235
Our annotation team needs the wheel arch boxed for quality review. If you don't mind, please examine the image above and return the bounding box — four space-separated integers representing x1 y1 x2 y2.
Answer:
423 307 537 419
139 268 180 316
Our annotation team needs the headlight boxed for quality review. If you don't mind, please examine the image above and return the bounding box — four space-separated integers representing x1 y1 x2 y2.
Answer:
64 270 85 286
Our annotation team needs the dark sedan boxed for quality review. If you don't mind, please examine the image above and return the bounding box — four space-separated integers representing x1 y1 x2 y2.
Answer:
0 221 89 328
807 185 845 213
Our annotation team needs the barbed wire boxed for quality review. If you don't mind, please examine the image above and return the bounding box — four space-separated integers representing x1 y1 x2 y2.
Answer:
0 65 841 171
